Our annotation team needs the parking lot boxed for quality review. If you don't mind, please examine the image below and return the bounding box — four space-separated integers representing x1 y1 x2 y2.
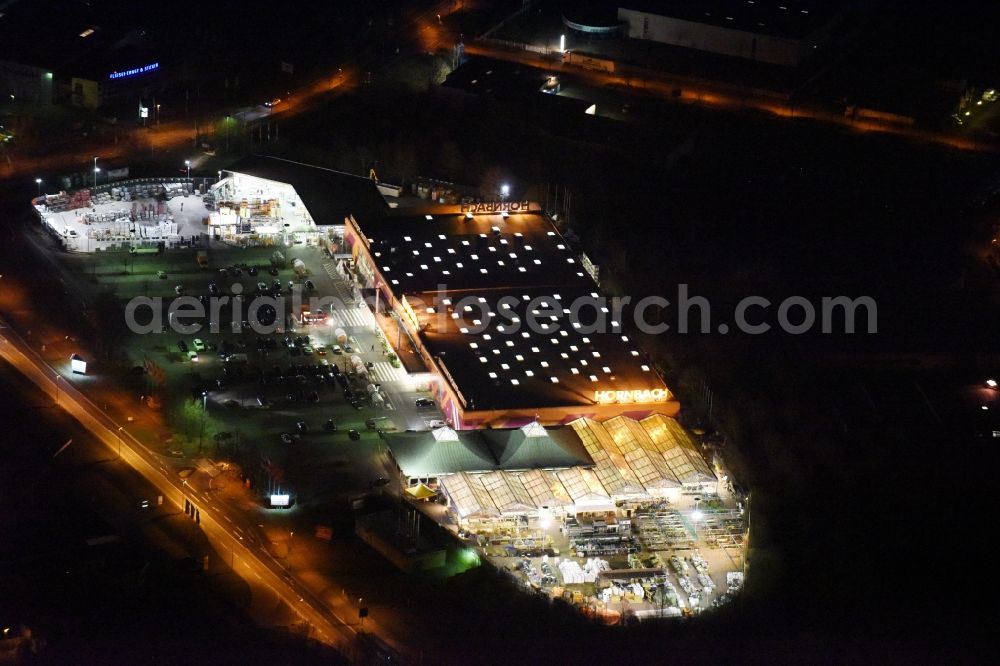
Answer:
62 241 448 506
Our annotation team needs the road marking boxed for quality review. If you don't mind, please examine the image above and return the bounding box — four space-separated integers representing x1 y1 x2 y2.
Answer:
328 309 369 328
369 361 406 384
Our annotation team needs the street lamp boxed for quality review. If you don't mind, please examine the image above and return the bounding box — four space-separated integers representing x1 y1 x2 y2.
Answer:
93 156 99 188
156 103 161 125
35 178 42 196
185 160 191 180
54 374 63 404
117 425 124 459
199 391 208 452
500 183 510 199
218 170 222 183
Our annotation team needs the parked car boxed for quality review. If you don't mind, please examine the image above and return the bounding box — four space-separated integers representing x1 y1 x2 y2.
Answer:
156 270 168 279
427 419 447 429
323 418 337 431
330 344 343 355
174 285 184 295
280 433 295 444
192 338 205 352
187 350 200 362
415 398 435 408
178 340 189 353
348 429 361 441
296 421 308 434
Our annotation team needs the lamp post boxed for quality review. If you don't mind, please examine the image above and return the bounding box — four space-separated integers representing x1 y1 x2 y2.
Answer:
54 374 63 404
156 103 161 125
93 156 99 188
35 178 42 196
185 160 191 180
217 170 222 183
117 425 124 459
198 391 208 452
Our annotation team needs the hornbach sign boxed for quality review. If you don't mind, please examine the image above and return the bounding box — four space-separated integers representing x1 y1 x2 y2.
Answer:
594 388 669 404
460 200 531 214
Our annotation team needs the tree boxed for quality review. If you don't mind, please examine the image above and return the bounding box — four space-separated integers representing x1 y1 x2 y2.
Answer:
393 142 419 190
438 141 463 181
480 166 508 199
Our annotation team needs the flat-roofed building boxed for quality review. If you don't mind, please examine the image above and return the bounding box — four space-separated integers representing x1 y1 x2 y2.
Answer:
346 205 676 428
618 0 853 67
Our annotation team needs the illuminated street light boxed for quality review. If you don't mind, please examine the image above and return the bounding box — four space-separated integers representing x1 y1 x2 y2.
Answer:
35 177 41 196
93 156 99 188
185 160 191 180
500 183 510 199
692 509 704 522
987 379 998 389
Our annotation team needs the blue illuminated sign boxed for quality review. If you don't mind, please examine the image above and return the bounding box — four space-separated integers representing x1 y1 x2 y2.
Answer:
108 62 159 80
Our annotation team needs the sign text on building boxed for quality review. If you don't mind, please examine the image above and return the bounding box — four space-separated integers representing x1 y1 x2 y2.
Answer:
109 62 159 80
594 388 668 404
460 199 531 214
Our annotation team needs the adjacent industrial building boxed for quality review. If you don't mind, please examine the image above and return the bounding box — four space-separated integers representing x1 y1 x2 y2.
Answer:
618 0 852 66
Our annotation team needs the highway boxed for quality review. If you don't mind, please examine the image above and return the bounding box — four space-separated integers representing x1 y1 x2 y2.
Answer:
0 314 387 658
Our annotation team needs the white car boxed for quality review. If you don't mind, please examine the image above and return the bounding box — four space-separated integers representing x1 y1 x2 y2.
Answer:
330 344 343 355
427 419 447 429
192 338 206 352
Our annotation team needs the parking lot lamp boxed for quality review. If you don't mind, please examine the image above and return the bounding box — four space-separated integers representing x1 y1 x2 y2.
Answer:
185 160 191 180
35 178 42 196
93 156 99 188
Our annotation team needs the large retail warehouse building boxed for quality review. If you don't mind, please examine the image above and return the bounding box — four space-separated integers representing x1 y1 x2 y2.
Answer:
226 156 675 429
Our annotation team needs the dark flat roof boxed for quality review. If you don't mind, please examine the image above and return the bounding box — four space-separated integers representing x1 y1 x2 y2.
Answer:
226 155 389 226
359 211 582 294
0 1 163 79
620 0 845 40
384 424 593 477
355 212 666 410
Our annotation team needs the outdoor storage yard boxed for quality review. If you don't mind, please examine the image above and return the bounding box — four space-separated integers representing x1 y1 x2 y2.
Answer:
34 178 216 252
478 489 747 620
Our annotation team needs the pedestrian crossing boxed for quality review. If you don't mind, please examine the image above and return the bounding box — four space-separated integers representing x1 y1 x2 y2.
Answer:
328 308 371 328
369 361 407 384
322 261 340 280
